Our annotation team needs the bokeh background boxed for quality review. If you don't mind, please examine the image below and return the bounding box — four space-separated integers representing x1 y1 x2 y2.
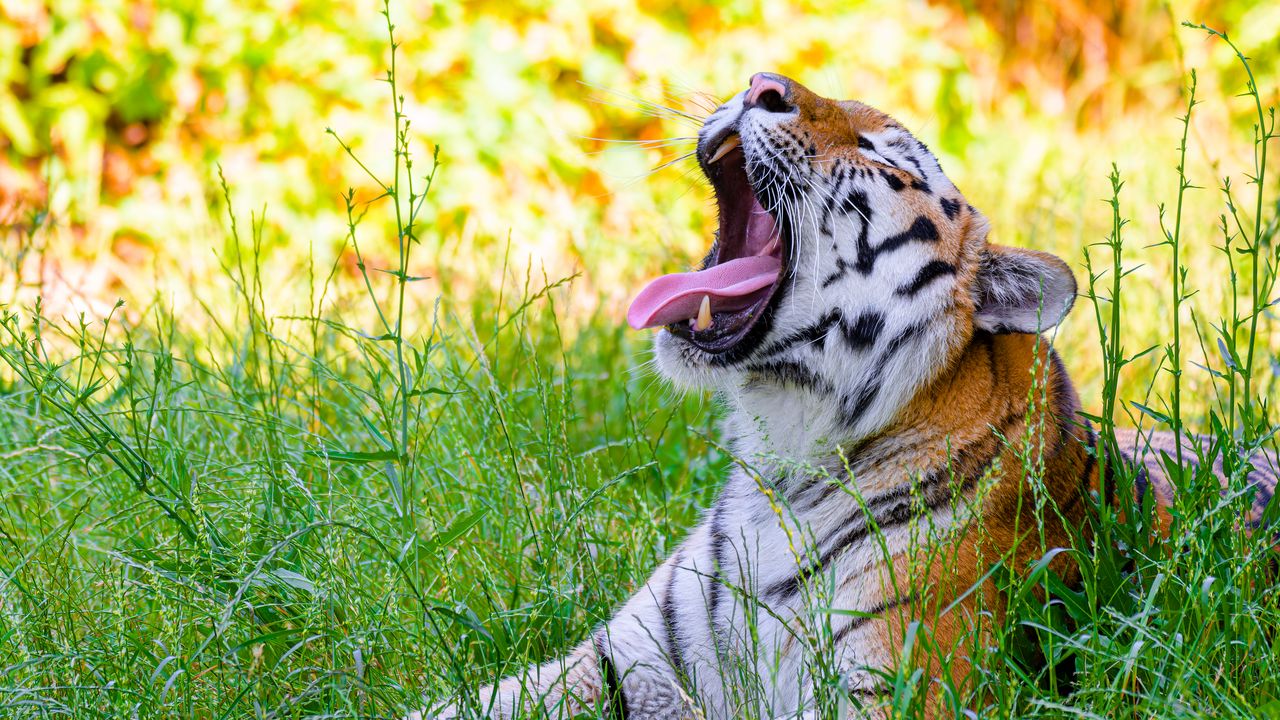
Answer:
1 0 1278 426
0 3 1274 322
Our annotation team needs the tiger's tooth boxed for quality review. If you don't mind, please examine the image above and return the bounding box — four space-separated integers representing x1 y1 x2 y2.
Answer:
695 295 712 331
708 134 740 164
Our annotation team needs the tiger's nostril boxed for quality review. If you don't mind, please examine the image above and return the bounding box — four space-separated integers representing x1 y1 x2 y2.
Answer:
756 88 789 113
745 74 793 114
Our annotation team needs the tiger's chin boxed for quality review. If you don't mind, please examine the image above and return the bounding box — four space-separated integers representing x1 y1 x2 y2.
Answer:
651 329 741 392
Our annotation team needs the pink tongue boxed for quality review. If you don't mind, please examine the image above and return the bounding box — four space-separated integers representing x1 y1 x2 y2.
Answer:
627 255 781 330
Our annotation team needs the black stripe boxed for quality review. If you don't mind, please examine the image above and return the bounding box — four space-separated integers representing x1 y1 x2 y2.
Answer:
763 467 966 600
850 211 942 279
821 257 853 289
831 592 915 646
799 468 856 513
883 318 927 354
843 190 877 275
766 567 804 600
756 309 844 357
661 551 687 680
879 168 906 191
820 468 959 561
709 502 726 638
746 360 833 394
940 197 961 220
1051 414 1092 520
901 152 927 178
846 687 880 699
1047 351 1075 416
596 632 628 720
756 309 885 358
979 330 998 383
767 408 1016 601
896 260 956 296
877 216 940 256
839 382 881 431
841 310 885 350
843 184 875 221
1047 400 1075 463
1057 473 1086 519
837 322 927 428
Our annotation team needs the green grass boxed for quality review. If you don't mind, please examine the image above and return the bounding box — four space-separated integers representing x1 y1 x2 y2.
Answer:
1 12 1279 720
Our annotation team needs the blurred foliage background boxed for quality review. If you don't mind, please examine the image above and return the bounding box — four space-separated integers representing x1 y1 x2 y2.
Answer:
1 0 1278 404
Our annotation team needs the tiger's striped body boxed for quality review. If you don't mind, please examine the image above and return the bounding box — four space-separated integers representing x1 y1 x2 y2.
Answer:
419 74 1277 720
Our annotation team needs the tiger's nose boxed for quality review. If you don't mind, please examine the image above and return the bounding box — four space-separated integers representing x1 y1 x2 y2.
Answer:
745 73 793 113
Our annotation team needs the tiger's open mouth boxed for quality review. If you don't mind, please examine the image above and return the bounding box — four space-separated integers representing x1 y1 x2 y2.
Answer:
627 130 787 356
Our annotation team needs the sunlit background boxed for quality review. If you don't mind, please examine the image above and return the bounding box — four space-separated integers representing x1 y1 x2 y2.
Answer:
2 0 1278 407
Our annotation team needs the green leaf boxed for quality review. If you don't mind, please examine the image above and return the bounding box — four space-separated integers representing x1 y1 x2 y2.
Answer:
305 448 401 463
359 416 394 450
1217 338 1240 371
1191 360 1228 380
1130 401 1170 424
272 569 317 595
1045 571 1089 623
420 508 489 555
814 606 878 619
1255 699 1280 719
1013 547 1072 608
407 387 458 397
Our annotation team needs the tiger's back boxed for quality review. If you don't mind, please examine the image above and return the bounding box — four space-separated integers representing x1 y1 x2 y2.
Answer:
1111 426 1277 532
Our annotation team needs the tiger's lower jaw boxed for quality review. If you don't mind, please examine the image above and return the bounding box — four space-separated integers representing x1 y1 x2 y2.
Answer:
651 330 740 393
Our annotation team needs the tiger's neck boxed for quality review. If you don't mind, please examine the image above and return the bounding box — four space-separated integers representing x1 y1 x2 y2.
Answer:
724 332 1073 497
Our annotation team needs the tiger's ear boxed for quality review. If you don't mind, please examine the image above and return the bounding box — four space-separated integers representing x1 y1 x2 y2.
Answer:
973 245 1077 334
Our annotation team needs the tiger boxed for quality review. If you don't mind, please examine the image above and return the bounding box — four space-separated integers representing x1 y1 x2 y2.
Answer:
416 73 1278 720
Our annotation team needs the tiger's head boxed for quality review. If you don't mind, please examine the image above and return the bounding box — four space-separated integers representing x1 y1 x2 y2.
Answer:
629 74 1076 461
